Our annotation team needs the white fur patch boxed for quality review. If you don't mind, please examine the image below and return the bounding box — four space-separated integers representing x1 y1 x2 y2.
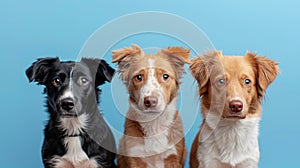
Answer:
60 114 88 136
138 58 165 112
49 156 71 168
58 114 89 164
197 115 260 166
148 58 155 68
127 96 179 167
59 69 75 100
62 137 89 164
140 96 178 136
128 135 177 168
50 156 99 168
60 90 74 100
79 158 99 168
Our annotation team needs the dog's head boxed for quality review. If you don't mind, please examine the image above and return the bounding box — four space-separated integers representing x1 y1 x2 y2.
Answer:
112 44 191 115
26 57 115 118
190 51 279 119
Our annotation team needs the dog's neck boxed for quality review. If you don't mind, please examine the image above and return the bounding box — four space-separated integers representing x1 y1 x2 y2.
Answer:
200 110 260 166
59 114 88 136
128 96 178 136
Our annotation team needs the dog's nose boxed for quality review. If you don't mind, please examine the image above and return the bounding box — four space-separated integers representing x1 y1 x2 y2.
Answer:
229 100 243 113
61 98 75 111
144 96 158 108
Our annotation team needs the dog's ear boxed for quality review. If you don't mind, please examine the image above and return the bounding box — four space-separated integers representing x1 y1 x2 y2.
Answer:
112 44 143 63
97 60 115 85
81 58 115 86
161 46 191 64
190 57 209 95
247 52 280 97
161 46 191 66
112 44 143 81
190 51 222 95
26 57 59 85
160 46 191 79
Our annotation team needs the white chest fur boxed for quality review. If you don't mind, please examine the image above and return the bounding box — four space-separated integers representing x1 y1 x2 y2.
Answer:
198 115 260 166
59 114 89 164
127 97 179 167
62 137 89 164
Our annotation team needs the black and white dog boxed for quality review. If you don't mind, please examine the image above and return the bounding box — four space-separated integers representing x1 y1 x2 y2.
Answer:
26 57 116 168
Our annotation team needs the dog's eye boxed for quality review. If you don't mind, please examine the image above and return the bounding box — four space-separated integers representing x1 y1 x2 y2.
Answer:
162 74 169 80
245 79 251 85
135 74 143 82
219 79 225 84
52 77 61 87
79 77 89 86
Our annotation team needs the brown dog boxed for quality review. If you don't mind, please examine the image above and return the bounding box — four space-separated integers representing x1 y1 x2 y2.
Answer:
189 51 279 168
112 44 190 168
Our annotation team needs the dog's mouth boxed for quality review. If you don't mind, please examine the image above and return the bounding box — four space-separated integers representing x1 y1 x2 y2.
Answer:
143 108 162 113
58 108 78 117
223 115 246 119
60 112 78 118
223 112 246 119
140 103 166 114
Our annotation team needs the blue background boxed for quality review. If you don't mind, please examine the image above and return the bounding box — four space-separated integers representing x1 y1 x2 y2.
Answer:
1 0 299 167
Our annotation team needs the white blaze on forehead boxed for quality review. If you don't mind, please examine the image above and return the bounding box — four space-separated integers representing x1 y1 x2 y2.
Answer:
148 58 155 68
60 69 75 100
141 59 160 96
69 68 74 91
60 90 74 100
137 58 166 112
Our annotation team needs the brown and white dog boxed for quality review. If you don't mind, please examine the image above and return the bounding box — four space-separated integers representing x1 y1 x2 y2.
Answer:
112 44 190 168
189 51 279 168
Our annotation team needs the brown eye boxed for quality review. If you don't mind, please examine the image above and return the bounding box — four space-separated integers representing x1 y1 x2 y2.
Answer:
245 79 251 85
79 77 89 86
52 77 61 87
135 74 143 82
163 74 169 80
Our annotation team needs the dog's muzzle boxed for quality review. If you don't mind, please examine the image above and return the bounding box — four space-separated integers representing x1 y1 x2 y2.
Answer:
144 96 158 108
60 98 77 117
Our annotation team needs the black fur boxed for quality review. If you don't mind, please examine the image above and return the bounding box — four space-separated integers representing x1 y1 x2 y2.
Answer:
26 57 116 168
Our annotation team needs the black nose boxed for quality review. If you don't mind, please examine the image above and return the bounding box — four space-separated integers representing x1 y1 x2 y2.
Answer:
144 96 158 108
61 98 75 111
229 100 243 113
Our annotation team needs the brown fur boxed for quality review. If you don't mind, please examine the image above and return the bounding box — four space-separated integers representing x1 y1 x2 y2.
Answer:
189 130 200 168
117 112 186 168
189 51 279 167
113 44 190 168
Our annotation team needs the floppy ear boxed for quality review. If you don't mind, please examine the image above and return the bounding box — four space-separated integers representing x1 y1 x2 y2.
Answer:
190 57 209 95
81 58 115 86
247 52 279 97
112 44 143 81
190 51 222 95
112 44 143 63
161 46 191 65
160 46 191 78
25 57 59 85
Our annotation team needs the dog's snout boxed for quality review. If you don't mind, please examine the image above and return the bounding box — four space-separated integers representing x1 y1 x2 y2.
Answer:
229 100 243 113
61 98 75 111
144 96 158 108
